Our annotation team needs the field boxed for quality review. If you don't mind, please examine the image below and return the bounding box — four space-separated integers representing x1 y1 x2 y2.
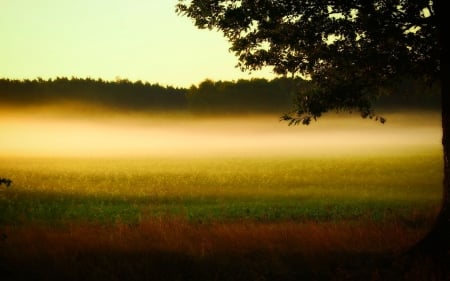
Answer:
0 152 442 224
0 151 444 280
0 111 446 280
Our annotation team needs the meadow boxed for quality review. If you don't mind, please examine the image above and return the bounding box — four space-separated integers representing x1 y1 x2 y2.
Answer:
0 150 444 280
0 110 446 280
0 153 442 225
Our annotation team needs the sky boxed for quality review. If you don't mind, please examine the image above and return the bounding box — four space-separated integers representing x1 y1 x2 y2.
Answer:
1 0 275 88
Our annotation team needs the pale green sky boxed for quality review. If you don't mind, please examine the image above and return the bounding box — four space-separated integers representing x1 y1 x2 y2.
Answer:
1 0 275 87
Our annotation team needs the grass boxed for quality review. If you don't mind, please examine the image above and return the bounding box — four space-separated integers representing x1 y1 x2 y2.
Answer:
0 150 442 224
0 148 445 280
0 219 433 281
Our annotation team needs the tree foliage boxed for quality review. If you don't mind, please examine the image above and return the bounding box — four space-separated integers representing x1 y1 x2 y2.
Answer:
176 0 440 124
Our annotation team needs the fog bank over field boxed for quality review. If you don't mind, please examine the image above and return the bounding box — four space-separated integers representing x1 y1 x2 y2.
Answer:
0 105 441 158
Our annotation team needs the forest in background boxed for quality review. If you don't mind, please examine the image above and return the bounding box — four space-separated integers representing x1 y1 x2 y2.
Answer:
0 77 441 114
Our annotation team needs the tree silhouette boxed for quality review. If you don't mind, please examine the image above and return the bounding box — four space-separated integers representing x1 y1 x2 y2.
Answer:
177 0 448 266
0 178 12 188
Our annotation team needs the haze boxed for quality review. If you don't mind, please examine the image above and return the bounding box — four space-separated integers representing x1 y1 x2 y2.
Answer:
0 106 441 158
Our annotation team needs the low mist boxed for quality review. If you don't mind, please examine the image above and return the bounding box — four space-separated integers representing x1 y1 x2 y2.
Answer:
0 105 442 158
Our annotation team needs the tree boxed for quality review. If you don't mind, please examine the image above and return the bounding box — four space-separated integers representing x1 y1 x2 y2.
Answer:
176 0 448 266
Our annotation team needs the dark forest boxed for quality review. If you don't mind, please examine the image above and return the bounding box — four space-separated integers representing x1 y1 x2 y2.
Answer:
0 77 440 114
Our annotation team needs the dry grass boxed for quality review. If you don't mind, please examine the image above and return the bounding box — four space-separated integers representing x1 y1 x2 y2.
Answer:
0 219 438 281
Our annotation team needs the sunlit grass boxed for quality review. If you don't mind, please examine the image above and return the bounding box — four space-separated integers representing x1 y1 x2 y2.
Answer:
0 149 442 225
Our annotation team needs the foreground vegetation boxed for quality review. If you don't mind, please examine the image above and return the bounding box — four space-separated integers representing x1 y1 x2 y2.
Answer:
0 149 445 280
1 219 437 281
0 151 441 225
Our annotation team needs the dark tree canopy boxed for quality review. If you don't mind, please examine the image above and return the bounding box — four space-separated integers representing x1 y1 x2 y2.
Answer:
177 0 441 124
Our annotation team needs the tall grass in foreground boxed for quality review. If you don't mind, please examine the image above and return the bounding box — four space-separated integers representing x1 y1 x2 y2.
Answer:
0 219 440 281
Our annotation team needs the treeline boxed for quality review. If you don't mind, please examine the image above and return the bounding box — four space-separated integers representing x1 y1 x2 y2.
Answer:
187 78 297 113
0 76 440 114
0 77 187 111
373 78 441 111
0 77 297 113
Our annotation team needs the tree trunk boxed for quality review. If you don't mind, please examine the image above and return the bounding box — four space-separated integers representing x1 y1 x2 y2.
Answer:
437 2 450 250
439 2 450 256
400 3 450 278
417 0 450 256
417 62 450 257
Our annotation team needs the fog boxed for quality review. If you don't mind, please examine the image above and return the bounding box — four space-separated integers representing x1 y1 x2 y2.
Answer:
0 106 442 158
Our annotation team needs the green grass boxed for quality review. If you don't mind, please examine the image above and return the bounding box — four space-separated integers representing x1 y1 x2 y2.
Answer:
0 148 446 281
0 149 443 225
